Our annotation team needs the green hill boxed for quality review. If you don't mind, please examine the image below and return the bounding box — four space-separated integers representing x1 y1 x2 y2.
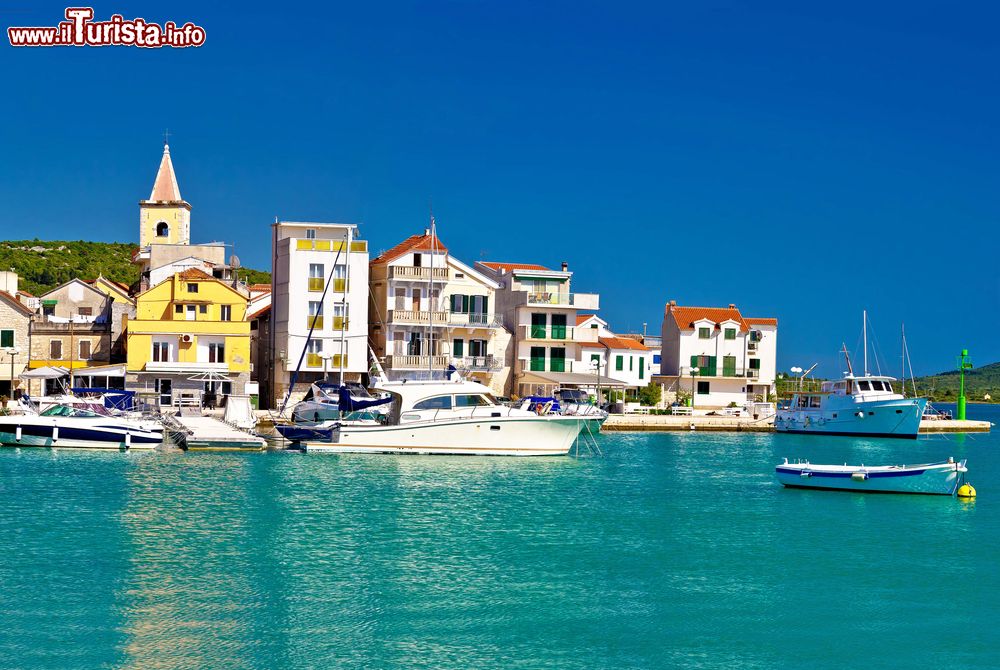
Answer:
0 239 269 296
912 361 1000 402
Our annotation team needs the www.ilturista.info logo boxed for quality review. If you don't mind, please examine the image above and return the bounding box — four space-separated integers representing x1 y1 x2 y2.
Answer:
8 7 206 48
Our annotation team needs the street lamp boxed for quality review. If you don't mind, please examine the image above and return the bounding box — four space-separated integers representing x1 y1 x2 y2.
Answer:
6 348 18 401
790 366 803 391
690 366 699 409
590 357 601 409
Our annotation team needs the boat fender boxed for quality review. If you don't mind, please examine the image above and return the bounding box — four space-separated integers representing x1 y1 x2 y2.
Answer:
851 472 868 482
856 411 864 418
804 417 811 427
125 431 132 449
957 483 977 499
52 424 59 443
15 425 21 442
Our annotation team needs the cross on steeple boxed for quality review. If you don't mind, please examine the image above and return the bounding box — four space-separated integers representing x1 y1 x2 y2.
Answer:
163 128 171 146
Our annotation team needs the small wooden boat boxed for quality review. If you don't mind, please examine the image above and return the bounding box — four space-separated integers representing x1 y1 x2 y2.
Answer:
775 458 968 495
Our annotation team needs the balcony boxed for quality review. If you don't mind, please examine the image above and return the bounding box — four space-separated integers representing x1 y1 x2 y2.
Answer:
520 325 576 341
145 361 228 373
306 353 348 369
454 355 503 371
680 366 761 379
522 357 576 373
388 309 449 326
448 312 505 328
296 239 368 253
388 266 449 280
309 277 349 292
522 292 600 310
386 354 450 370
305 316 349 330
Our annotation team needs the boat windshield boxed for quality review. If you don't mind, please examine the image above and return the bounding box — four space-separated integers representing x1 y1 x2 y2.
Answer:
558 389 590 402
40 405 103 418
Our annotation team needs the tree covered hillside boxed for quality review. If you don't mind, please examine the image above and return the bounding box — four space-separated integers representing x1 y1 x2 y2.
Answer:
0 240 270 296
912 361 1000 402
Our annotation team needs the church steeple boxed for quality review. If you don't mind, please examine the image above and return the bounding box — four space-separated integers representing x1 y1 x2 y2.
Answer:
139 140 191 247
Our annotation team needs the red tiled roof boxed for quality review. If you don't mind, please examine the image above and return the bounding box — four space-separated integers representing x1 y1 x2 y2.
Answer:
579 342 604 349
0 291 34 316
479 262 550 273
176 267 214 280
372 232 448 264
665 303 749 331
746 317 778 326
247 304 271 321
249 283 272 292
17 290 35 298
600 336 650 351
576 314 597 326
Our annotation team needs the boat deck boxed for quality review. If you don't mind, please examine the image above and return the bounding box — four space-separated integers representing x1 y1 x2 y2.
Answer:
168 415 266 452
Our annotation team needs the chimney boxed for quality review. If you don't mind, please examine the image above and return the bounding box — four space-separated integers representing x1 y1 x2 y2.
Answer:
561 261 568 272
424 228 430 236
669 300 677 306
728 303 735 309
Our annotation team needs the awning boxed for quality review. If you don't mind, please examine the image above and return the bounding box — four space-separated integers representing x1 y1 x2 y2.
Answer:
19 366 68 379
519 371 628 387
72 363 126 377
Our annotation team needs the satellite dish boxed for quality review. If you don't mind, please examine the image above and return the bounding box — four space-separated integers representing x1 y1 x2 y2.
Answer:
229 254 241 269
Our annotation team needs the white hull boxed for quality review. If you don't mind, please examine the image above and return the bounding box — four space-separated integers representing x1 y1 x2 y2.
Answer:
303 416 585 456
776 459 966 495
0 416 162 451
775 397 926 439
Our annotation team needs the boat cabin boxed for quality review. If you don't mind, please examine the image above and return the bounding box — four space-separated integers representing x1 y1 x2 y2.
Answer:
821 375 900 398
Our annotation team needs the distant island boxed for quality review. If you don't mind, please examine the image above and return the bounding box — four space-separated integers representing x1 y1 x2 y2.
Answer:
0 240 270 295
911 362 1000 403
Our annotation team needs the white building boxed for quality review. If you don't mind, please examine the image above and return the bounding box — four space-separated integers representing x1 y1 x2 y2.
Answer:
368 231 511 394
270 221 369 408
657 301 777 408
574 315 654 394
476 261 606 397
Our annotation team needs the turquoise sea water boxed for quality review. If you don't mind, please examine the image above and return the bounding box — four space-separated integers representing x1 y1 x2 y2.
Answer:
1 406 997 669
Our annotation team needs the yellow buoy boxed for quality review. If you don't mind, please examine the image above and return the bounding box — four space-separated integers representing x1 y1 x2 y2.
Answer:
957 483 977 499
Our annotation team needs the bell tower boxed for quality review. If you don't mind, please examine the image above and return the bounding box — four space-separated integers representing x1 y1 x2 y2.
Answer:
139 142 191 247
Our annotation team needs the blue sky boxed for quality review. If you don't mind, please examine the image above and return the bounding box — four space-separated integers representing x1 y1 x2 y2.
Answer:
2 1 998 376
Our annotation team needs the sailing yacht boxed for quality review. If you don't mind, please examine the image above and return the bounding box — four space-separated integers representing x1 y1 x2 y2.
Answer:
775 313 927 439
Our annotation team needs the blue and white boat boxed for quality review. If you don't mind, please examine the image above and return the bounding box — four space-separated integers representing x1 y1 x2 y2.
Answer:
0 404 163 450
775 458 968 495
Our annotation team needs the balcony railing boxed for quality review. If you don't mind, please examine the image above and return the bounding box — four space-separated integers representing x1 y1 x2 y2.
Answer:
523 358 575 373
296 239 368 253
387 354 450 370
388 309 449 325
388 266 449 280
520 325 576 341
453 355 503 371
448 312 505 328
308 277 349 292
307 353 348 368
306 316 350 330
680 366 761 379
524 292 600 309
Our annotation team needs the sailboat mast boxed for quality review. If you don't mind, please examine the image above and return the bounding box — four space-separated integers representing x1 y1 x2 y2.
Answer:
863 309 869 376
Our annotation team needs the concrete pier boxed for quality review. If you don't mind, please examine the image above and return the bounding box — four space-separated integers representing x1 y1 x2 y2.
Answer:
602 415 992 434
168 415 266 451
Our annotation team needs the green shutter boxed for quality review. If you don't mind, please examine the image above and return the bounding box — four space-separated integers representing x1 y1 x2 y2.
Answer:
723 355 736 377
531 313 547 338
551 314 567 339
616 355 624 371
530 346 545 371
550 348 566 372
461 295 469 314
639 358 645 379
453 339 464 357
0 330 12 348
482 296 488 316
690 355 699 371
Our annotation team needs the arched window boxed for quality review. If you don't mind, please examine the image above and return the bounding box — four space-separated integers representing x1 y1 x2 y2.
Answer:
155 221 169 237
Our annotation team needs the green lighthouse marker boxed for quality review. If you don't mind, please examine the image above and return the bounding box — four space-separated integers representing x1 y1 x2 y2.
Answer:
957 349 973 421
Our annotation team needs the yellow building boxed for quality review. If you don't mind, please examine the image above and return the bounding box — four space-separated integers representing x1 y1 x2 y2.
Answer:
138 142 191 247
126 268 250 408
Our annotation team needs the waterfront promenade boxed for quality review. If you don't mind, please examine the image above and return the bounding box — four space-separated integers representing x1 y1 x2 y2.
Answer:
603 414 992 433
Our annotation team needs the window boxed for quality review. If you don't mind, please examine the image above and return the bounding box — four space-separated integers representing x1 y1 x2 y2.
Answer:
724 328 736 340
453 338 464 357
186 305 197 321
414 395 452 410
175 304 183 314
79 340 91 360
155 221 169 237
309 301 323 317
884 382 894 393
697 381 710 395
43 303 55 317
413 253 422 267
306 340 322 367
749 358 760 370
208 342 225 363
615 355 624 371
639 358 645 379
530 346 545 372
199 305 207 314
591 324 598 329
858 381 871 391
187 283 198 293
308 264 324 291
531 313 546 338
469 339 487 357
306 228 317 239
550 348 566 372
0 330 12 348
408 332 422 356
78 307 93 317
591 353 601 367
698 327 711 339
723 355 737 377
653 354 661 365
629 356 634 371
450 294 466 313
50 340 62 359
152 341 169 362
455 394 490 408
220 305 232 321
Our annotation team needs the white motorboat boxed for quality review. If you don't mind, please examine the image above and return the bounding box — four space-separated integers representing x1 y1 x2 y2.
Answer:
775 458 968 495
0 404 163 450
301 378 586 456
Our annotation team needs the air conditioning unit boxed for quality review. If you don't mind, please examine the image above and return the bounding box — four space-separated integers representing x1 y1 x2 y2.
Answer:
180 334 194 343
